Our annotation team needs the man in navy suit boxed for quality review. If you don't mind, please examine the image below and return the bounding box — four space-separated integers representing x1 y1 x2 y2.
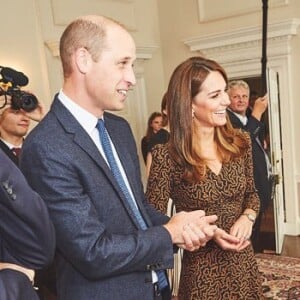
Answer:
0 149 55 300
227 80 272 252
20 15 218 300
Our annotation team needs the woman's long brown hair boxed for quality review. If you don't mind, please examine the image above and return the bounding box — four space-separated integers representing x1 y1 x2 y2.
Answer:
166 56 248 182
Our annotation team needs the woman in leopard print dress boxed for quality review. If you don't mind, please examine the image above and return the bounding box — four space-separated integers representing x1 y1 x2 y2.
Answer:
146 57 263 300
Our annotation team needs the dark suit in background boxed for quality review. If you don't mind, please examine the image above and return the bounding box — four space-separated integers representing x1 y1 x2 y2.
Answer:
20 97 174 300
227 109 271 251
0 140 19 166
0 149 55 300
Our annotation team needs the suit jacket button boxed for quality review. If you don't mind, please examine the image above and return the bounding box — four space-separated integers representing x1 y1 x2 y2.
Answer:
11 194 16 200
2 181 9 189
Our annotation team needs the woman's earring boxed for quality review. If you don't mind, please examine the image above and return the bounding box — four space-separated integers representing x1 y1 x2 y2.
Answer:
192 110 195 119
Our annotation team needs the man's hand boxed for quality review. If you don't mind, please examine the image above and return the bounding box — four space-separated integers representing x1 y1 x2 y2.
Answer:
251 94 268 121
163 210 217 252
22 101 46 122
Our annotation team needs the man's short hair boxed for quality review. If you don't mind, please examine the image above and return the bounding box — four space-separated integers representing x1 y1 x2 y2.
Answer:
228 80 250 91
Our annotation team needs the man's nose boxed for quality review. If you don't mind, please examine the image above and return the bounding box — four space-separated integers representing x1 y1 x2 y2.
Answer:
125 68 136 86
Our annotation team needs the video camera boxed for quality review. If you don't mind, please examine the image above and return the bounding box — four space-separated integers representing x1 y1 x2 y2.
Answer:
0 66 38 112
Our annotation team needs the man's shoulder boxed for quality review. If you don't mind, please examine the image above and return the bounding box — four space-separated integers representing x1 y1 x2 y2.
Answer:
25 111 58 140
104 111 129 125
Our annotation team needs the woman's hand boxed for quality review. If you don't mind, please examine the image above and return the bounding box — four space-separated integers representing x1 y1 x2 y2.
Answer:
213 228 240 251
229 214 254 251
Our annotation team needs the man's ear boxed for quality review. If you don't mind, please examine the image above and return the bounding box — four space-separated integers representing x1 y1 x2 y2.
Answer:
74 47 91 74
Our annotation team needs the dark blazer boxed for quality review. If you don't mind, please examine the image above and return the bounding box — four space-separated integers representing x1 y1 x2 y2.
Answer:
227 109 271 212
0 149 55 300
20 96 174 300
0 140 19 166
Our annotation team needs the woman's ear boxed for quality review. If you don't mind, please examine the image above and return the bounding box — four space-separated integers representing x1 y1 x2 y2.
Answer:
74 47 91 74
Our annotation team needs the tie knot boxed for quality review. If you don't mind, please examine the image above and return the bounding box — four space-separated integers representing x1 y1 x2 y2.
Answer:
12 147 22 157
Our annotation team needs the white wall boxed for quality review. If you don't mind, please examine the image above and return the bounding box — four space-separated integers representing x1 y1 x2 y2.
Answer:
0 0 52 111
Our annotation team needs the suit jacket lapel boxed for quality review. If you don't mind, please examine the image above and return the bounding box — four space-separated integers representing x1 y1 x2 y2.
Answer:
104 115 151 228
51 98 144 228
51 98 109 171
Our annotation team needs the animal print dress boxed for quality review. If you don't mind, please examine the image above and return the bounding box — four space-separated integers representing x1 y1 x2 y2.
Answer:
146 136 263 300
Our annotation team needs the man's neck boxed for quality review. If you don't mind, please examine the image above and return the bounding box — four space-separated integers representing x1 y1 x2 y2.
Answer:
228 108 248 126
0 135 23 147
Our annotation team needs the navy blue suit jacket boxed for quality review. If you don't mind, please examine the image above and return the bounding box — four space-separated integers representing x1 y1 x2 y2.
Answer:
0 149 55 300
20 96 174 300
0 140 19 166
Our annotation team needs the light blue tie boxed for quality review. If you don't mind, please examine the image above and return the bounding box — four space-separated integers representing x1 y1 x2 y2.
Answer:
96 119 168 290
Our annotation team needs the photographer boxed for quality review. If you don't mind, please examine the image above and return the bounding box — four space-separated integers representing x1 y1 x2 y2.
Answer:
0 67 45 166
0 94 45 166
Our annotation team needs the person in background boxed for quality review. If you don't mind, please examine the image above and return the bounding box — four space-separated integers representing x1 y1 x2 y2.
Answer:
0 147 55 300
145 93 170 177
227 80 271 253
141 112 162 164
0 94 56 299
0 95 45 166
146 56 263 299
21 15 218 300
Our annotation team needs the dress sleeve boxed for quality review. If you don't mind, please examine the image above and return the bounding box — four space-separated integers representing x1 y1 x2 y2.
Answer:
146 144 172 214
243 133 260 214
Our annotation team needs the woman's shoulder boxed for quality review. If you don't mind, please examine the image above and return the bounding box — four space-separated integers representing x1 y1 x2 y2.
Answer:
151 144 174 165
152 143 169 155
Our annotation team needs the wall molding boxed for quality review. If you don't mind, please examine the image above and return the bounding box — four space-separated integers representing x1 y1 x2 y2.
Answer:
197 0 289 23
183 18 300 64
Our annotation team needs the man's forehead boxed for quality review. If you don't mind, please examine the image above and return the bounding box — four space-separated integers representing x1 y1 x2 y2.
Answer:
106 25 136 51
232 87 248 93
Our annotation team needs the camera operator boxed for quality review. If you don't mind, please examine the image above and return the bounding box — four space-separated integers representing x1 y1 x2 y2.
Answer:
0 66 46 166
0 94 45 166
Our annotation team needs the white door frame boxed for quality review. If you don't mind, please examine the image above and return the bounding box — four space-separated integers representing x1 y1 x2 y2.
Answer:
267 68 285 252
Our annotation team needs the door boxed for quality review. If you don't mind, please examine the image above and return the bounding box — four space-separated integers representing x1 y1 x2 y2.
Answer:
267 68 285 253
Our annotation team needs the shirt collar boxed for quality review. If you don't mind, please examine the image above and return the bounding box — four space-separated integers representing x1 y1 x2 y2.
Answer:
58 90 100 134
228 108 248 126
0 138 22 149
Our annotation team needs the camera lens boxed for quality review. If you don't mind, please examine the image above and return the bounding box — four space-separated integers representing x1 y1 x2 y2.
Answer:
20 92 38 112
11 90 38 112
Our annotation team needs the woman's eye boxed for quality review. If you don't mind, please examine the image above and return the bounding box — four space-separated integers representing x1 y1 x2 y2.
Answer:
211 92 220 99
